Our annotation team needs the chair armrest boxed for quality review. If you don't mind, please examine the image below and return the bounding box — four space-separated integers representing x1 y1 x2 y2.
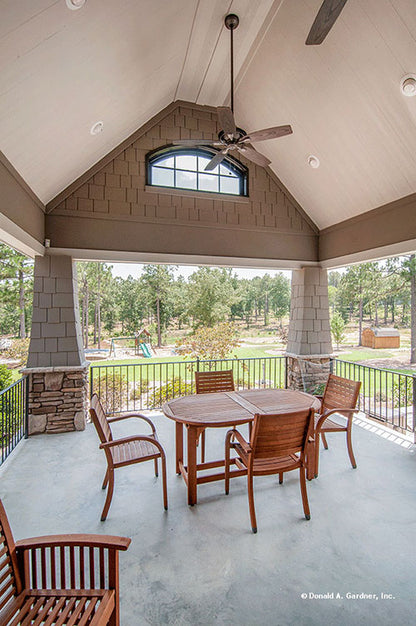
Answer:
15 534 131 551
316 407 358 430
100 435 166 456
107 413 156 434
227 429 251 454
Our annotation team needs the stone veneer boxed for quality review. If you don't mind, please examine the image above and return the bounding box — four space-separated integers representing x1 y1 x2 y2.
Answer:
27 368 87 434
286 355 332 393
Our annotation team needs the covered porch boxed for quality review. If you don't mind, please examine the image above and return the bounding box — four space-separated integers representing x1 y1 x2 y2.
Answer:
1 408 414 625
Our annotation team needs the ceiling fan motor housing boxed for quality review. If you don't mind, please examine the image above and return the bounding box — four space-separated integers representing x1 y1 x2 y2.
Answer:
225 14 239 30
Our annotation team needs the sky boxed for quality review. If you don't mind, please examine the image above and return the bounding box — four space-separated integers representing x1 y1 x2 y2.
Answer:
110 263 292 281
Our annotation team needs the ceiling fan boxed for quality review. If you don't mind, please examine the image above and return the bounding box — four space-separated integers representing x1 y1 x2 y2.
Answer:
306 0 348 45
172 13 293 172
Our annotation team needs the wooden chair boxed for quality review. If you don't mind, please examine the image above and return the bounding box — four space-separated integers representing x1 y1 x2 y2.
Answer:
225 408 315 533
0 498 130 626
195 369 235 463
314 374 361 477
89 394 168 521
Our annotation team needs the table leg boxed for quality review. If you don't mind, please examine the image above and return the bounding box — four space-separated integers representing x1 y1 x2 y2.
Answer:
175 422 183 475
187 424 198 506
306 438 315 481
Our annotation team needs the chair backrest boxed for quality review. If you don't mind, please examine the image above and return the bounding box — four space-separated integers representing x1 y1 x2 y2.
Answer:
250 408 314 460
195 370 235 394
322 374 361 416
0 500 22 613
89 394 113 444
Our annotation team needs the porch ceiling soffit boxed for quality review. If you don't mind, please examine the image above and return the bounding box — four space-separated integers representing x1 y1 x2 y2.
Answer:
319 192 416 268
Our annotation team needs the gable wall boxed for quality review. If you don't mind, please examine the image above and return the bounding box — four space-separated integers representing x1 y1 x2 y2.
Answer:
46 102 318 265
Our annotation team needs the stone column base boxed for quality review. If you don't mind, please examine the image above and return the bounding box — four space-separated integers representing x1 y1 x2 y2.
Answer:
22 365 89 435
287 354 333 394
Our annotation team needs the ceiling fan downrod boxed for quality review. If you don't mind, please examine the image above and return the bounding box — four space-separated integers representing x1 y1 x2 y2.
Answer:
224 14 239 113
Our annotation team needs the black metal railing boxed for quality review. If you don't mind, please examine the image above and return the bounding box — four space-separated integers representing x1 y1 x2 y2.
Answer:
90 356 287 414
334 359 416 434
0 376 28 465
90 355 415 436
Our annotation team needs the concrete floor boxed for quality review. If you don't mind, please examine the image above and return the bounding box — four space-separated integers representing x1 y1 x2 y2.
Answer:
1 413 415 626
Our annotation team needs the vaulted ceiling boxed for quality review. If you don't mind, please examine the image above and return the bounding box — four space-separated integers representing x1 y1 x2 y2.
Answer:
1 0 416 231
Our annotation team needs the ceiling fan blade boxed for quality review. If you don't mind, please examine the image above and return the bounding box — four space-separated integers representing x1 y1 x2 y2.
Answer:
306 0 348 45
237 144 271 167
204 150 227 171
217 106 237 137
242 125 293 143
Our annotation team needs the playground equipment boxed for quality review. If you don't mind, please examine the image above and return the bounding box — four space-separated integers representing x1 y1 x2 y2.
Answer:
109 328 154 358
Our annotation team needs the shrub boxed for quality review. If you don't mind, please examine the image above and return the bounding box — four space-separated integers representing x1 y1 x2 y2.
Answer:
3 338 30 367
391 377 413 409
0 365 13 392
94 372 129 414
146 377 195 409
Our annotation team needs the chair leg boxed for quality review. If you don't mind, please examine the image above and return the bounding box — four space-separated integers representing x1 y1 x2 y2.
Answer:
299 466 310 520
346 426 357 469
160 452 168 510
247 471 257 533
321 432 329 449
102 468 109 490
101 470 115 521
314 431 320 478
279 473 283 484
154 458 159 477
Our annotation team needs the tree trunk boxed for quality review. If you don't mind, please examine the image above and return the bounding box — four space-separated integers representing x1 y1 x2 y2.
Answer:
18 269 26 338
410 266 416 364
384 301 388 325
84 285 89 348
264 293 269 326
156 290 162 348
374 302 378 326
358 299 363 346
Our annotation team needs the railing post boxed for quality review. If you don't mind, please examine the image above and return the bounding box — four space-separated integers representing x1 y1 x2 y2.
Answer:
284 356 288 389
89 366 93 400
412 375 416 443
24 375 29 439
196 357 200 372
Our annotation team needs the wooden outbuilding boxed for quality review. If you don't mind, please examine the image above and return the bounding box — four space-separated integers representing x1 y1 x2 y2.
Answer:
361 327 400 349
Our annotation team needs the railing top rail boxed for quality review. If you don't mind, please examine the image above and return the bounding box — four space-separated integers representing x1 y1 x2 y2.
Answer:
90 355 286 370
335 358 416 379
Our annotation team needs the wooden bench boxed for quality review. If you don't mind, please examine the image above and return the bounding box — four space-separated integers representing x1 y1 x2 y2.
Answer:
0 499 130 625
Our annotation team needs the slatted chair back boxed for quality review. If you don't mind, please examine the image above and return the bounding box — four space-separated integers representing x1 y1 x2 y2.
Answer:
321 374 361 416
90 393 113 444
0 500 22 615
195 370 235 394
250 408 314 460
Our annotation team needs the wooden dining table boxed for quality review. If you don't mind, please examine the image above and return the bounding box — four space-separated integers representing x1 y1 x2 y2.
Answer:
162 388 321 505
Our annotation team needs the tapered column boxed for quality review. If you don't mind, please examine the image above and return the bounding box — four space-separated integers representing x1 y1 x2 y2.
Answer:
286 267 333 391
23 255 88 434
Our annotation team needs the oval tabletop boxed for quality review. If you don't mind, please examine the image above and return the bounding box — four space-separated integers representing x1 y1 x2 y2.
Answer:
162 388 321 428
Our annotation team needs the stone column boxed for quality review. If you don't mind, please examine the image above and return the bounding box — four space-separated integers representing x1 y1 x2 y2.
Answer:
286 266 333 391
22 255 88 434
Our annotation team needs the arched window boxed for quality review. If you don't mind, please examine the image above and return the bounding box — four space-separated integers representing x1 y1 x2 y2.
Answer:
147 147 248 196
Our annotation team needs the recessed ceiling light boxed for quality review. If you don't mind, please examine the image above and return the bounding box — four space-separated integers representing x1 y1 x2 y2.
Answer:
90 121 104 135
308 155 320 169
400 75 416 97
66 0 86 10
